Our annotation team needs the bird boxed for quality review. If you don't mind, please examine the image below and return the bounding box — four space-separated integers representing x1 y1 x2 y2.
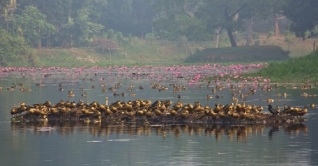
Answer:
206 95 213 99
310 103 315 108
81 92 87 97
268 105 279 115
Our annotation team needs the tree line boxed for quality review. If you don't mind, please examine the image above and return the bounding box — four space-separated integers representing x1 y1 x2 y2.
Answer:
0 0 317 50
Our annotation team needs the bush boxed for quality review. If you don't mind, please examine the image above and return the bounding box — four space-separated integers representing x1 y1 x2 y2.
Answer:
107 29 115 39
0 28 34 66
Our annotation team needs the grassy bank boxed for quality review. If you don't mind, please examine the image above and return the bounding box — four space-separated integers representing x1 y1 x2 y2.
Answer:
33 40 200 67
185 45 290 63
247 51 318 83
24 34 318 67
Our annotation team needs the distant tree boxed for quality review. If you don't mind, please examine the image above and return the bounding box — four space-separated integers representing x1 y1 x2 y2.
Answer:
152 0 206 41
107 29 115 39
284 29 295 51
145 33 155 44
0 0 16 30
240 0 286 45
115 31 125 45
283 0 318 39
0 28 33 66
16 0 106 47
196 0 252 47
12 5 55 48
101 0 154 37
72 8 104 47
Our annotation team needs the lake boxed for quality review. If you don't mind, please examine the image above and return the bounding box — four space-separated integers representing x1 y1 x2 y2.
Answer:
0 66 317 166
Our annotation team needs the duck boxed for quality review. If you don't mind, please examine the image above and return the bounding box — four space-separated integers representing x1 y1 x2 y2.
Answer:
293 106 308 117
275 105 281 114
81 92 87 97
93 116 102 124
83 117 90 124
310 103 315 108
300 106 308 115
10 107 19 117
7 87 15 91
256 105 263 113
282 105 293 115
35 83 45 87
20 88 31 92
68 90 75 97
266 98 274 103
301 92 308 97
39 115 48 123
129 92 136 96
206 95 213 99
213 103 222 113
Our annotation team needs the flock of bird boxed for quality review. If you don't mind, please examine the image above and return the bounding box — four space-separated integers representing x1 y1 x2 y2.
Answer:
10 97 308 124
2 64 312 125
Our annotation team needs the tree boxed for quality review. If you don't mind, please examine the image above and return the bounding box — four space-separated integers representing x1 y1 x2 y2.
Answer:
101 0 154 37
0 0 13 15
12 5 55 48
71 8 104 47
15 0 106 47
0 28 33 66
260 0 286 37
152 0 207 40
283 0 318 39
236 1 286 45
0 0 16 30
196 0 251 47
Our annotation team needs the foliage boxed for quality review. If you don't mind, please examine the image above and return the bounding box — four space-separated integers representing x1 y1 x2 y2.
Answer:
0 28 33 66
248 51 318 82
152 0 285 47
152 0 208 41
0 0 317 66
72 8 104 47
11 5 55 47
145 33 156 43
284 30 295 43
283 0 318 39
100 0 154 36
107 29 115 40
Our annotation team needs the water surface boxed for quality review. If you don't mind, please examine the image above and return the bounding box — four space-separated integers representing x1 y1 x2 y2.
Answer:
0 71 317 166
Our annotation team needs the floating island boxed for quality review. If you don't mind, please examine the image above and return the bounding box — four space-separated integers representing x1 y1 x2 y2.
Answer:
10 99 307 125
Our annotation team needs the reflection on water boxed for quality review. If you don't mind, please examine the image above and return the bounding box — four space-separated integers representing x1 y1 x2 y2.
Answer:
6 122 311 165
11 122 308 142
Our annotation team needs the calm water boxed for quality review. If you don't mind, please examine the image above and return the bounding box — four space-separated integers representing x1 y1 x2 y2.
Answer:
1 71 318 166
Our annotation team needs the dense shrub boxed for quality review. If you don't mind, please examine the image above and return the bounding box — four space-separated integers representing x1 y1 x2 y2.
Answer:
0 28 34 66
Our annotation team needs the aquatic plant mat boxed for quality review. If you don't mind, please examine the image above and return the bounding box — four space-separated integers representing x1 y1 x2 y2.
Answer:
11 100 307 125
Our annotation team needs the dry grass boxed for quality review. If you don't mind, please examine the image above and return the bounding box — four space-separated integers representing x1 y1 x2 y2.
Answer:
32 35 318 67
257 34 317 58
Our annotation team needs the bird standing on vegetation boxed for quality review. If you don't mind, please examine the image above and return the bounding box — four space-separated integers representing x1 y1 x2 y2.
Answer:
268 105 279 115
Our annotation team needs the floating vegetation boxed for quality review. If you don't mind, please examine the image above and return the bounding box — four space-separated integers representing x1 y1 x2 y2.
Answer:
10 99 307 125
